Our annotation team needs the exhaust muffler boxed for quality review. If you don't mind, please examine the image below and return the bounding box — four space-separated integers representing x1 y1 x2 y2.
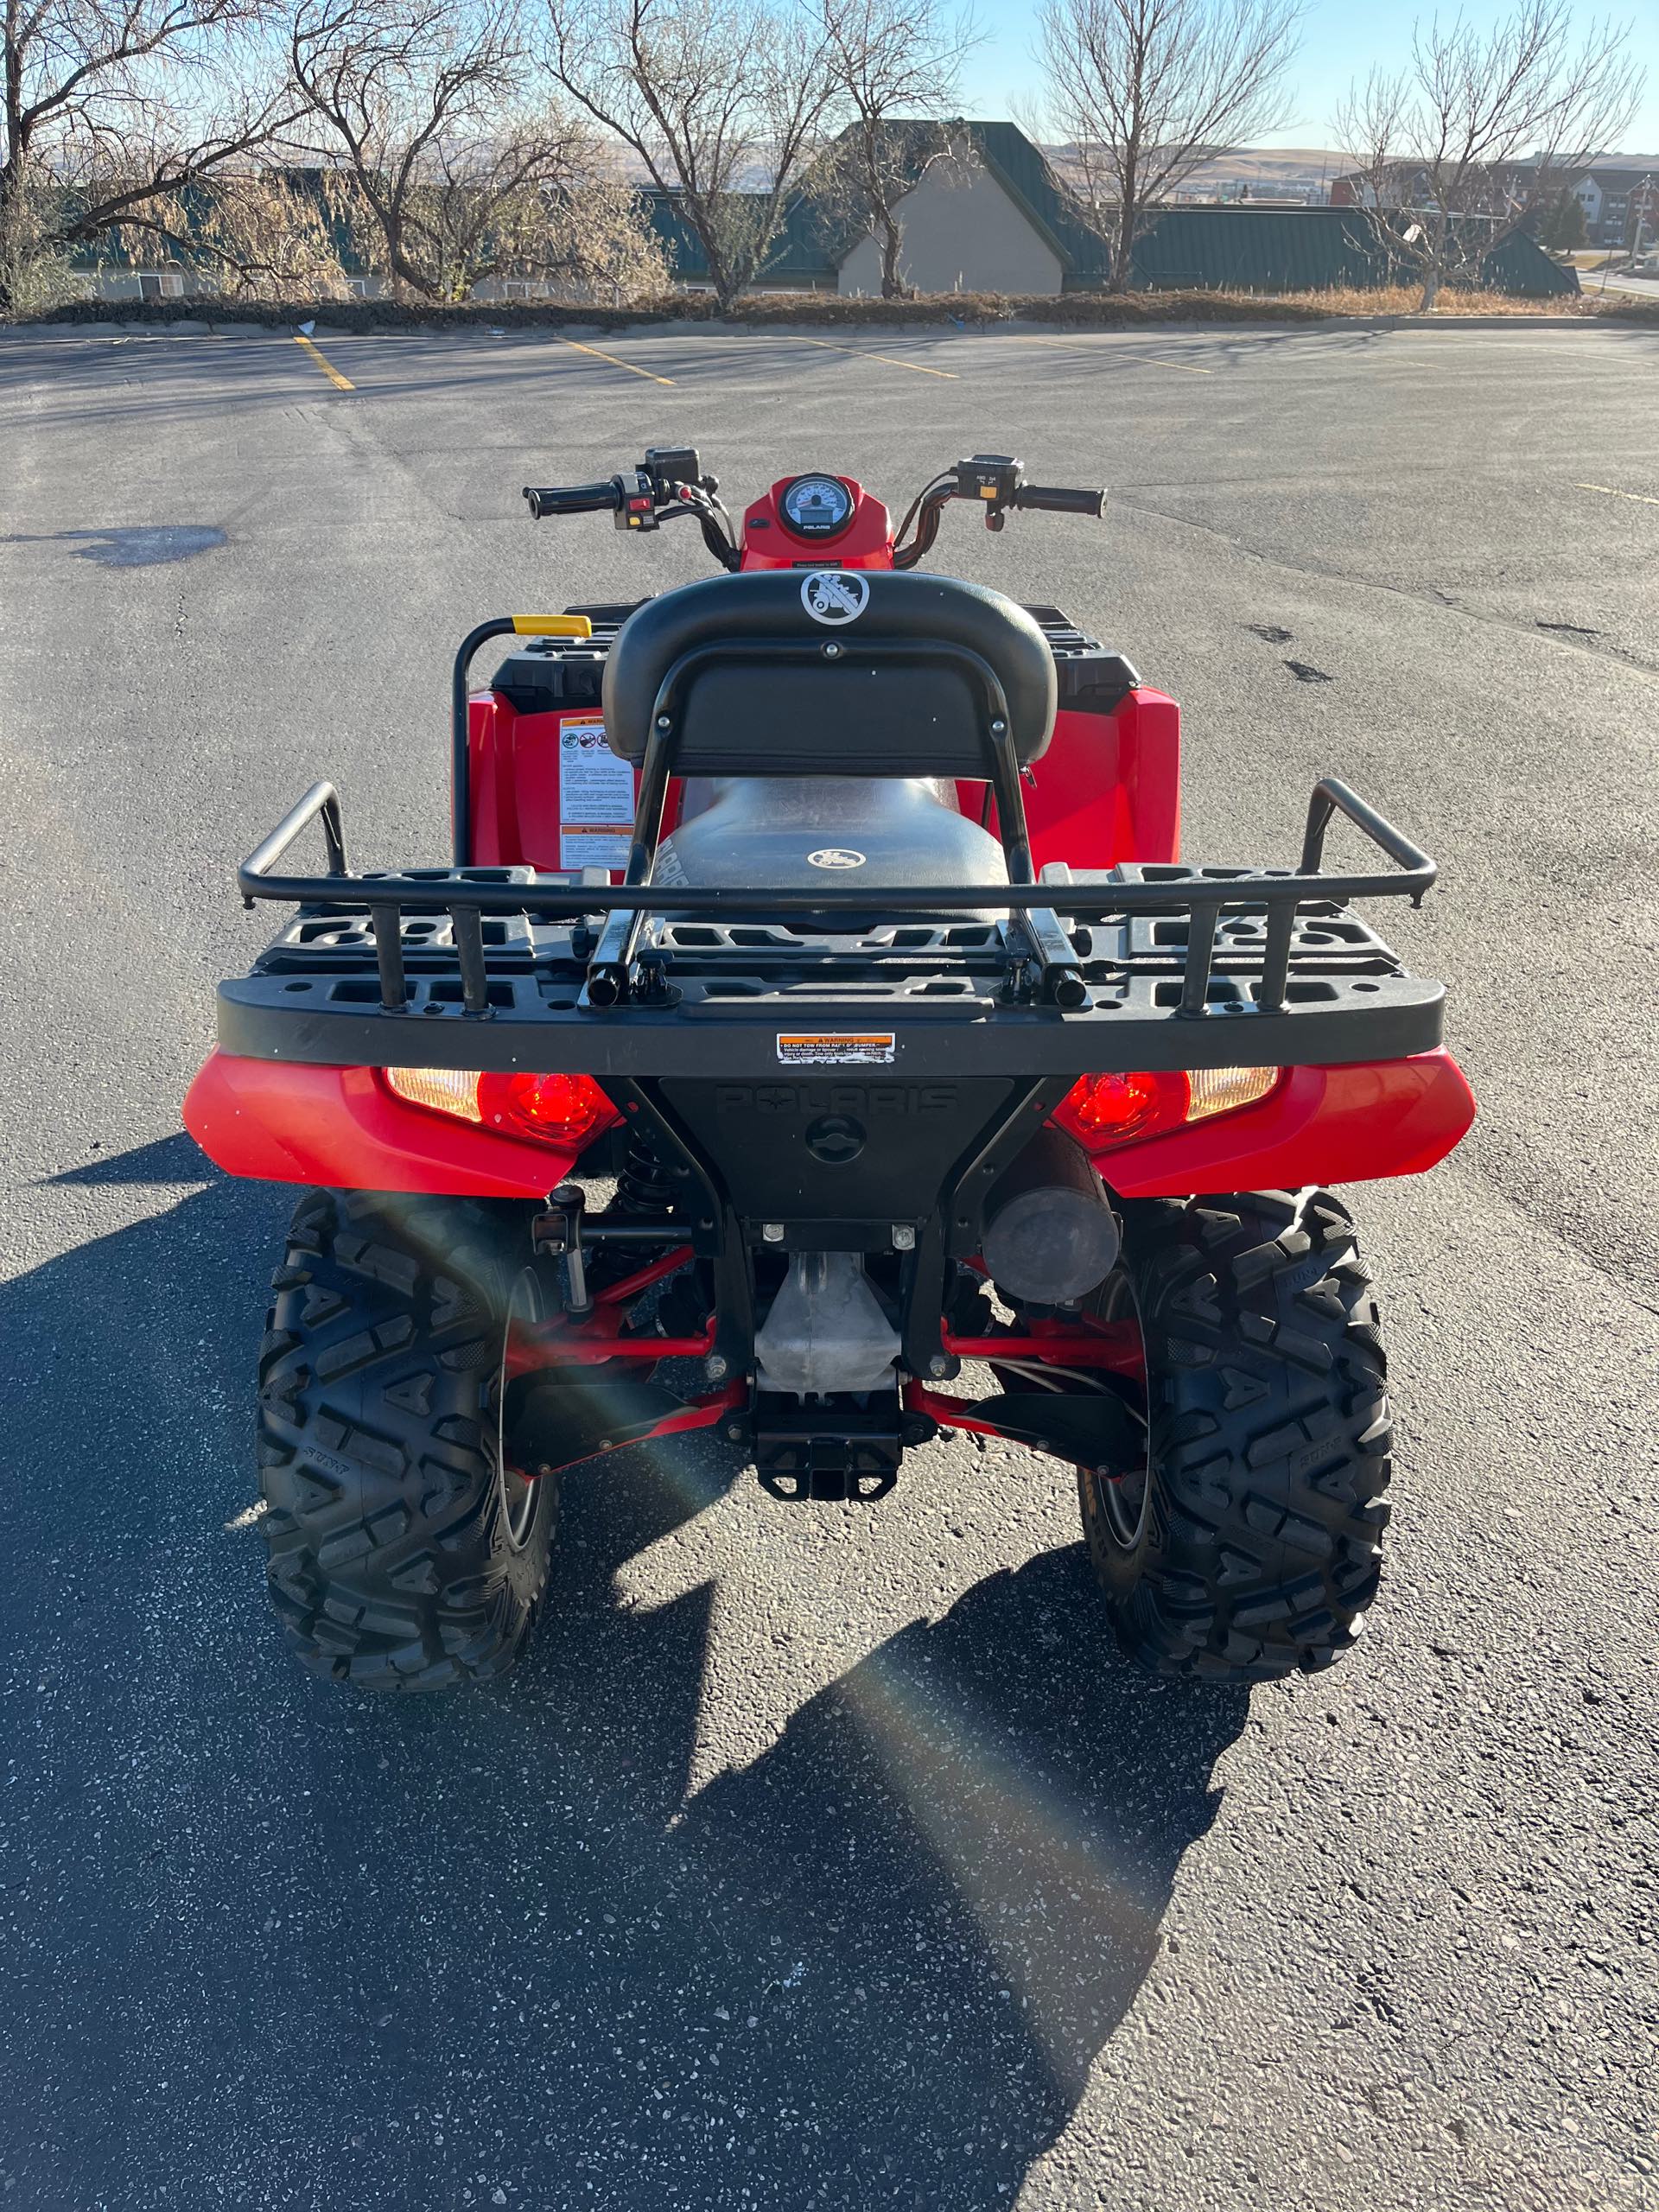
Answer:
980 1128 1121 1304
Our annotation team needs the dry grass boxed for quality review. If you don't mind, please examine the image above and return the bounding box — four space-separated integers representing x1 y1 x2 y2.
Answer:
19 281 1652 331
1285 283 1579 316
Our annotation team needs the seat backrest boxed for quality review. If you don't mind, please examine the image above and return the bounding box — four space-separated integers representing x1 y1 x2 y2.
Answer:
601 569 1057 778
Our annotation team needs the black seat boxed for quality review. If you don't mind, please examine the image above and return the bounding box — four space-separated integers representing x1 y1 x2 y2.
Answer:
601 570 1058 778
658 775 1009 907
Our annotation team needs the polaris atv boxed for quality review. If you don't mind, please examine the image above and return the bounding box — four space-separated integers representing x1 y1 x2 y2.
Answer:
185 447 1475 1691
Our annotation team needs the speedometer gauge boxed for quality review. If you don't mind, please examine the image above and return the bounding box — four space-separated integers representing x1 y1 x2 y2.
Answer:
779 474 854 539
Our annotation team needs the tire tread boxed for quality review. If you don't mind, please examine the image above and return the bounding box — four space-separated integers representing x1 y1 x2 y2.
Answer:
1083 1187 1391 1683
256 1191 554 1691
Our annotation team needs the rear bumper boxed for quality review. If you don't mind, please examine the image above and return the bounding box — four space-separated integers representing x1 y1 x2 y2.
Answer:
183 1046 1473 1198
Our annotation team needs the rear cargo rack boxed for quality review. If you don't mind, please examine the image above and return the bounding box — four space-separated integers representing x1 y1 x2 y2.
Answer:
221 774 1443 1079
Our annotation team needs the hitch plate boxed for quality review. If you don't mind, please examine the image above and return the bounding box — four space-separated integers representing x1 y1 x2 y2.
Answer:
753 1399 903 1503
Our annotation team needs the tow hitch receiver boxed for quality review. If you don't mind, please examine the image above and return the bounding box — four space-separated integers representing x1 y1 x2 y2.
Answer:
753 1395 906 1503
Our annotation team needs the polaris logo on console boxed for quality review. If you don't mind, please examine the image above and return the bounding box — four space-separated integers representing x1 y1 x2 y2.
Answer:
715 1085 957 1116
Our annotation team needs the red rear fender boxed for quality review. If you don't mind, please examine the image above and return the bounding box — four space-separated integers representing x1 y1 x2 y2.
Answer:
185 1047 1474 1203
182 1052 575 1197
1093 1049 1476 1199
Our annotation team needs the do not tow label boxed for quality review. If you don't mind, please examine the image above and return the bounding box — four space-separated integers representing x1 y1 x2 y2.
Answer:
777 1032 897 1068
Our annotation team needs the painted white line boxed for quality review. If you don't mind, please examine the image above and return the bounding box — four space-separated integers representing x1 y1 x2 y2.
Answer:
790 335 958 378
1578 481 1659 505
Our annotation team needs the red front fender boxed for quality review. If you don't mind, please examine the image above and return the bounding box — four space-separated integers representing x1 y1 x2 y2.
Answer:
182 1052 579 1197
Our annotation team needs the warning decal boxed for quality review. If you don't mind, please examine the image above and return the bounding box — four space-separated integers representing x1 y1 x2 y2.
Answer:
557 718 634 873
777 1032 897 1067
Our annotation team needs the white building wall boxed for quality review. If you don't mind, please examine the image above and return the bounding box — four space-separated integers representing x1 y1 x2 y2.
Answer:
837 160 1064 296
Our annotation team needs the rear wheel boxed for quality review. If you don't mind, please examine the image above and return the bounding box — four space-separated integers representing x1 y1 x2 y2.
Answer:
1079 1188 1392 1682
257 1190 558 1689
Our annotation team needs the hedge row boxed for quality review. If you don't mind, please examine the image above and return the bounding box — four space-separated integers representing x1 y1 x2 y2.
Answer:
16 286 1655 330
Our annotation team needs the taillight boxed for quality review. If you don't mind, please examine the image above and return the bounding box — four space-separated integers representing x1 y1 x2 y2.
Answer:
385 1068 618 1150
1054 1065 1277 1149
1056 1068 1187 1145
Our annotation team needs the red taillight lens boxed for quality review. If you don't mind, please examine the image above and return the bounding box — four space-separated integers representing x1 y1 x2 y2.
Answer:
1053 1066 1278 1150
1054 1069 1190 1147
480 1071 616 1147
385 1067 617 1151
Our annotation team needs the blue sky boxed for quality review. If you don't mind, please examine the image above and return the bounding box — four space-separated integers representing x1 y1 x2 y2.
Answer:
957 0 1659 153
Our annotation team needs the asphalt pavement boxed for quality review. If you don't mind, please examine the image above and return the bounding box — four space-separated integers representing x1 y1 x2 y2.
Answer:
2 318 1656 2212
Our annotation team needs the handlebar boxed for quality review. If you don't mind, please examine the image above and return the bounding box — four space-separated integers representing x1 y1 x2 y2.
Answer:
524 480 621 519
1015 484 1105 517
522 450 1105 572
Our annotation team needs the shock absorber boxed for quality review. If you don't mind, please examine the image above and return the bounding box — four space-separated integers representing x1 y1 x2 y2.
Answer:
616 1128 678 1217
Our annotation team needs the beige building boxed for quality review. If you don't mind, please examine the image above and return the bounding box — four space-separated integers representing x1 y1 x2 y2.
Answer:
837 155 1066 297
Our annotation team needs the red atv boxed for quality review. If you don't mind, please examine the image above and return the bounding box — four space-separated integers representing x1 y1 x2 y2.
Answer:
186 448 1474 1691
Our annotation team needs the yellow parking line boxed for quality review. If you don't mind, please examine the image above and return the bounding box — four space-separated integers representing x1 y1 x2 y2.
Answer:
559 335 675 385
1578 480 1659 505
1014 334 1212 373
792 335 958 379
293 334 354 391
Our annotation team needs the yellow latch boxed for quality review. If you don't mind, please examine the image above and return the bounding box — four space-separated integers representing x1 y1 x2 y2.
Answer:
512 614 594 638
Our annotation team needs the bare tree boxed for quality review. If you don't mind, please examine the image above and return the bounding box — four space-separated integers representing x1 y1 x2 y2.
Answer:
545 0 836 311
288 0 664 299
104 165 357 294
1 0 295 308
1334 3 1643 310
810 0 977 298
1034 0 1303 290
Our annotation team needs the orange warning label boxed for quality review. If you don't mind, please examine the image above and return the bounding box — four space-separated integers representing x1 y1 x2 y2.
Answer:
776 1033 897 1067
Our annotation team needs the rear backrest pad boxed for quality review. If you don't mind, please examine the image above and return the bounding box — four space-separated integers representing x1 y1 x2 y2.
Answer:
601 570 1058 776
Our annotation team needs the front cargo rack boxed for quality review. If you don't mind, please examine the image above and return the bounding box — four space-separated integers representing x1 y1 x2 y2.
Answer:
219 775 1446 1080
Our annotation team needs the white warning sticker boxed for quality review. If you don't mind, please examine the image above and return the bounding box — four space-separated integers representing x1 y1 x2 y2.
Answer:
558 718 634 872
777 1032 897 1067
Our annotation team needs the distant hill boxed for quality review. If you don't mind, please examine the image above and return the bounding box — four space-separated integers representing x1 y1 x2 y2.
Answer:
1175 147 1350 189
1038 144 1350 201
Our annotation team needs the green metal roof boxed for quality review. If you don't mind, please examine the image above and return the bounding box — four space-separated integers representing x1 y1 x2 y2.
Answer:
645 128 1574 298
56 126 1578 300
1125 203 1577 296
640 188 839 285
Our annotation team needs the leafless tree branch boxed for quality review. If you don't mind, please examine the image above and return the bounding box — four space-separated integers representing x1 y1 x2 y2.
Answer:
288 0 664 300
2 0 298 302
1033 0 1304 289
808 0 978 297
1332 1 1643 308
544 0 836 309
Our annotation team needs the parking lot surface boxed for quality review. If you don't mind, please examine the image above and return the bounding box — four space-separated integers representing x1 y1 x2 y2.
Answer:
2 320 1656 2211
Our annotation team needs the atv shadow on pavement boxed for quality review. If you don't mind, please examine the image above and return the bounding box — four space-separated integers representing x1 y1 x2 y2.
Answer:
1 1146 1250 2212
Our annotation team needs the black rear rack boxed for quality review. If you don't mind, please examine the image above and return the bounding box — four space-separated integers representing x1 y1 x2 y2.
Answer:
222 774 1443 1078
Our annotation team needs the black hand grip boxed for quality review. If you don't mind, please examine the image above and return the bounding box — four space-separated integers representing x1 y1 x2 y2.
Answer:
1014 484 1106 517
524 479 623 518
